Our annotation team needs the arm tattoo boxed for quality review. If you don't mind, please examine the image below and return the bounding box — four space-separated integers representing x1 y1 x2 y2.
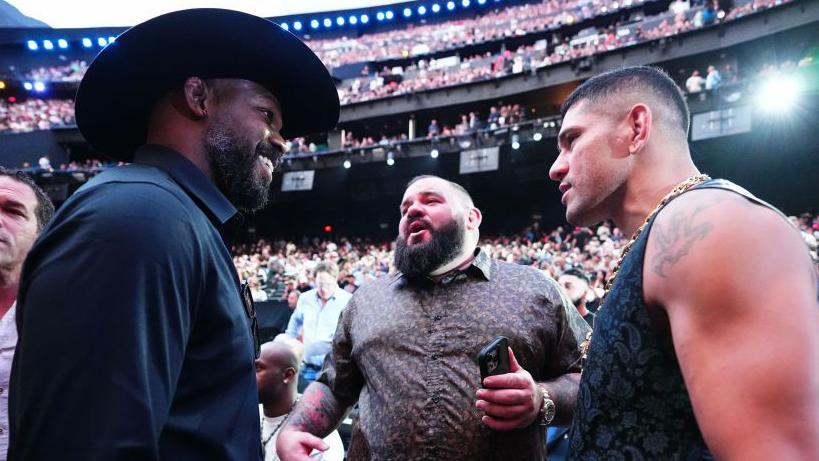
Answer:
285 381 350 437
542 373 581 426
651 202 715 278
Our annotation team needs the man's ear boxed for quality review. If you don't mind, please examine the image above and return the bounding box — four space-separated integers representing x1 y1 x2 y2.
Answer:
626 103 652 155
182 77 210 120
283 367 297 384
465 207 482 231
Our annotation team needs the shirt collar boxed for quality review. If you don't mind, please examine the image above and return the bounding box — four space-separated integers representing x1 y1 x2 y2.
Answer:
133 145 242 234
391 247 493 287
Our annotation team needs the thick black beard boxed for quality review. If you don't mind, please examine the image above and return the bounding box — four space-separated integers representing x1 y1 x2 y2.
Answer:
204 123 274 212
394 219 464 278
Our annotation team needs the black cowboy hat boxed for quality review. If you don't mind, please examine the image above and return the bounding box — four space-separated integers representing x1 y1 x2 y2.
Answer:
75 8 340 161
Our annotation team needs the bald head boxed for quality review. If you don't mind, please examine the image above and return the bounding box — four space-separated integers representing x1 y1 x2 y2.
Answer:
259 337 302 371
256 337 303 405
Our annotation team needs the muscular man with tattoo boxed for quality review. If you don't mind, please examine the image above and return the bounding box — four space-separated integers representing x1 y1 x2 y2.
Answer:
549 66 819 459
277 175 590 460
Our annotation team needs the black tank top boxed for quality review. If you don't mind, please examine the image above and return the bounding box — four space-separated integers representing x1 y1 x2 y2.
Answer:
567 179 794 460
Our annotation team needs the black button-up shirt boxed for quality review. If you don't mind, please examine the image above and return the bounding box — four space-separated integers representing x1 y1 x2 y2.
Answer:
9 146 262 460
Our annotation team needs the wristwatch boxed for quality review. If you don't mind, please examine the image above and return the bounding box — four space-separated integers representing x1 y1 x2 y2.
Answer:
537 383 556 426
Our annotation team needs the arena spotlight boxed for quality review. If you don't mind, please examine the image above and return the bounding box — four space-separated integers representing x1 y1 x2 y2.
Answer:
462 0 471 7
511 134 520 150
323 18 332 28
336 16 345 25
26 40 38 51
280 22 289 30
43 40 54 50
377 11 385 21
430 148 439 158
432 3 441 12
756 75 802 113
533 132 543 141
310 19 320 29
0 81 5 90
418 6 427 15
360 14 369 23
33 81 46 92
23 82 33 91
447 1 456 10
108 36 116 43
403 7 412 17
57 39 68 49
343 159 352 169
293 21 303 30
478 0 487 4
349 15 358 25
97 37 108 47
385 10 394 19
82 38 92 48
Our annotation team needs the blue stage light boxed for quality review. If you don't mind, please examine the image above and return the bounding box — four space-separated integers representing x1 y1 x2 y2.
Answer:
349 15 357 24
33 81 46 92
336 16 345 25
403 7 412 17
26 40 38 51
462 0 471 7
293 21 303 30
447 1 456 10
418 6 427 15
385 10 394 19
108 36 116 43
42 40 53 50
323 18 332 27
97 37 108 47
280 22 289 30
82 38 92 48
23 82 33 90
376 11 385 20
310 19 320 29
57 39 68 49
478 0 487 4
432 3 441 12
360 14 369 23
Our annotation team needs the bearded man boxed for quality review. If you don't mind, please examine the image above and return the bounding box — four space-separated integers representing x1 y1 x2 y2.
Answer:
277 175 590 461
9 9 338 460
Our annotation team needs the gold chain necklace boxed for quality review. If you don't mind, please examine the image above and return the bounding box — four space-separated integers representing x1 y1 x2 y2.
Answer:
579 174 711 360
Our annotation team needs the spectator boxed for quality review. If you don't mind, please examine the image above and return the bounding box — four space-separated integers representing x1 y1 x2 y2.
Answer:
685 69 706 93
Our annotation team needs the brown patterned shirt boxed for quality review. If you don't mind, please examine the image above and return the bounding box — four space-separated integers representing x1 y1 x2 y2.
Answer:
316 250 589 460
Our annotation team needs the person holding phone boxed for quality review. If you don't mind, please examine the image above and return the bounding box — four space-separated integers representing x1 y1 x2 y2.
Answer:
277 175 590 461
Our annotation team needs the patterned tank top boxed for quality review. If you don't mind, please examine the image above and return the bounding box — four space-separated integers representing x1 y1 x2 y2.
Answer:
567 179 794 460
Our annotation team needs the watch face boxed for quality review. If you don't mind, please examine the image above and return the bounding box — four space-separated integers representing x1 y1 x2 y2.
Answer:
544 399 556 424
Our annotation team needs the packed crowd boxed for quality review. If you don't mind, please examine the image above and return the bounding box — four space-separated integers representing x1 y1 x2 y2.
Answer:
234 209 819 304
23 60 89 83
0 98 75 133
0 0 794 134
310 0 658 69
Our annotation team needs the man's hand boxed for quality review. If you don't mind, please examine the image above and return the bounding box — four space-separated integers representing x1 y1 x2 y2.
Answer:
476 347 542 430
276 427 328 461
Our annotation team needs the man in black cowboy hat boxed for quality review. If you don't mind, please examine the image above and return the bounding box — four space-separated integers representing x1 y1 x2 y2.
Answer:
8 8 338 460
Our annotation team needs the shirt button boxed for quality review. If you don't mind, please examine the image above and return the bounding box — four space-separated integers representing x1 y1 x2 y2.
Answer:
433 314 442 321
431 395 441 403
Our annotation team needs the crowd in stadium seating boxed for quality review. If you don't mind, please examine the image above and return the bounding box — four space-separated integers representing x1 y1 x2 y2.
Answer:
230 212 819 303
310 0 659 69
0 98 75 133
233 209 819 303
23 60 88 83
0 0 797 135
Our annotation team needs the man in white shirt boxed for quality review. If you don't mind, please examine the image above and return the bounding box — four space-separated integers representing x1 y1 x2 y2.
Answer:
685 69 705 93
284 262 352 392
256 339 344 461
0 168 53 458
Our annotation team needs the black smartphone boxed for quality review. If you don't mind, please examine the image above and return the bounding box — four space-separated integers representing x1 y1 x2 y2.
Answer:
478 336 510 382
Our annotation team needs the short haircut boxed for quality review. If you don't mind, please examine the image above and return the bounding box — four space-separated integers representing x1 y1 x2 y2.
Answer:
406 175 474 208
561 66 690 137
0 167 55 232
314 261 339 278
560 267 590 284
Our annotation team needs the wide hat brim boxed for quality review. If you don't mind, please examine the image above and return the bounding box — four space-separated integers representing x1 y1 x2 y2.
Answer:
75 8 340 161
